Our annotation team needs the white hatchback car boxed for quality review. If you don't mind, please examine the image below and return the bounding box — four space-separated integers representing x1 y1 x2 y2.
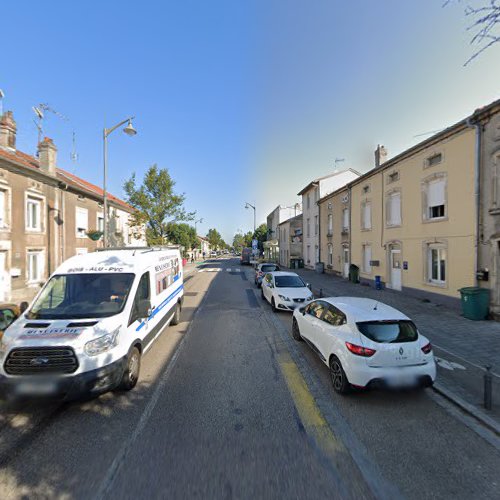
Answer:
261 271 314 312
292 297 436 393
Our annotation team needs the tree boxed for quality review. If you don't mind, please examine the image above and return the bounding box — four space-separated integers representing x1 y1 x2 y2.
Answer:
243 231 253 248
445 0 500 64
166 223 197 251
232 233 246 252
123 165 195 245
207 228 224 251
253 223 268 246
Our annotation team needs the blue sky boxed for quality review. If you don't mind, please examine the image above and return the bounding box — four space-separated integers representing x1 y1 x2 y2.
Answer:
1 0 499 242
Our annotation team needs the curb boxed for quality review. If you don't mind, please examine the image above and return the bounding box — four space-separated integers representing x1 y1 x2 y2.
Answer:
432 382 500 437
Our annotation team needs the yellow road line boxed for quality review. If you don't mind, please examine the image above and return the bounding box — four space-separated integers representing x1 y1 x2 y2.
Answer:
278 351 344 456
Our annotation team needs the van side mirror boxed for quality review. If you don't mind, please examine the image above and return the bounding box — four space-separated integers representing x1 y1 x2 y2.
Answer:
19 302 29 314
137 299 152 319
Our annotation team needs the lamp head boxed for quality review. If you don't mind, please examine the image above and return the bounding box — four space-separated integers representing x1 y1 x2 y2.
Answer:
123 120 137 136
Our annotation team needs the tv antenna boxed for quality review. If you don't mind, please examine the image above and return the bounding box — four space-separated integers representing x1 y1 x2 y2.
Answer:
413 128 445 139
334 158 345 170
71 130 79 165
32 106 44 146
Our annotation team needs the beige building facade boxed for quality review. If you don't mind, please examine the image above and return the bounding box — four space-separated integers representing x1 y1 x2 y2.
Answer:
277 214 303 267
0 111 144 303
319 117 483 309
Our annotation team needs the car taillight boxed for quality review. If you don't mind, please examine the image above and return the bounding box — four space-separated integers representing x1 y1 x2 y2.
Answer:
421 342 432 354
345 342 376 357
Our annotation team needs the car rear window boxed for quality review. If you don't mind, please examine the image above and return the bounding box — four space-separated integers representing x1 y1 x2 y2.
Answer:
261 265 278 272
356 320 418 343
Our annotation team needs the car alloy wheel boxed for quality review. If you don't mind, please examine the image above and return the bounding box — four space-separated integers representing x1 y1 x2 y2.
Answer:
329 357 350 394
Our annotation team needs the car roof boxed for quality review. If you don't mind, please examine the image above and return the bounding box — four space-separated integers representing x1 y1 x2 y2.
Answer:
259 262 279 268
320 297 410 322
267 271 300 277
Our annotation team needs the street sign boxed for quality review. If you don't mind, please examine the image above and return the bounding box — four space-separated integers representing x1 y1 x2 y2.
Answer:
252 239 258 250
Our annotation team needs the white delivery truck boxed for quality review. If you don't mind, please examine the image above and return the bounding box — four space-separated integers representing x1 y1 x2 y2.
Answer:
0 247 184 400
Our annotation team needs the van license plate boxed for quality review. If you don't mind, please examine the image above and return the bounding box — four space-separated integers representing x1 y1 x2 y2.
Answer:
16 381 57 396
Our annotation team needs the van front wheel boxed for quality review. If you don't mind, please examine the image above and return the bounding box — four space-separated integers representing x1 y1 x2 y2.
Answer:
119 346 141 391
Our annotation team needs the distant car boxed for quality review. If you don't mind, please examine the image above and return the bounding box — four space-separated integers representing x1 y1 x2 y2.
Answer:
292 297 436 394
254 263 280 287
261 271 313 312
210 251 217 257
240 247 252 265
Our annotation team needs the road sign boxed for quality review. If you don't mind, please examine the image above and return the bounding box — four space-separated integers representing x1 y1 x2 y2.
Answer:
252 239 258 250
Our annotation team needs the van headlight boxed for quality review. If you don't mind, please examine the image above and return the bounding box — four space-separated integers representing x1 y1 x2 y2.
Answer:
85 328 120 357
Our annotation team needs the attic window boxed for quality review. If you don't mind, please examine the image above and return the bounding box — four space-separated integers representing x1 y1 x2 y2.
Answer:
328 202 332 210
388 171 399 183
426 153 442 168
362 185 370 194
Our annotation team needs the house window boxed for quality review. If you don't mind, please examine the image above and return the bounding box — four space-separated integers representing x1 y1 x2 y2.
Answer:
328 244 333 265
306 218 310 238
0 190 5 229
314 188 318 203
314 215 318 236
328 202 332 210
362 185 370 194
27 250 43 282
386 191 401 226
26 196 42 231
307 245 311 263
362 201 372 230
426 153 442 168
427 245 446 284
388 171 400 183
362 245 372 273
342 208 349 231
76 207 88 238
97 213 104 232
425 177 446 220
307 194 311 209
328 214 333 235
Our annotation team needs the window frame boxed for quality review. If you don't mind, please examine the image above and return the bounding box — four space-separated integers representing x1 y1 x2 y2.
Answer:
427 243 447 285
75 206 89 238
362 244 372 274
361 200 372 231
386 189 402 227
25 193 44 232
26 249 44 284
422 173 447 223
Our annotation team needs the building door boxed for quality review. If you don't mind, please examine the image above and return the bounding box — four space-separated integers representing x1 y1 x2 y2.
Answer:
389 247 402 291
0 252 7 301
342 247 349 278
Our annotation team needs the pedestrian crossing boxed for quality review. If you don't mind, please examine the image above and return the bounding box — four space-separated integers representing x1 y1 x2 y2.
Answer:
197 268 243 273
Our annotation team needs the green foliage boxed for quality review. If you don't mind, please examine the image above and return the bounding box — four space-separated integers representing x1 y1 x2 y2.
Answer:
253 223 268 245
207 228 225 250
124 164 195 245
232 233 245 252
166 223 197 250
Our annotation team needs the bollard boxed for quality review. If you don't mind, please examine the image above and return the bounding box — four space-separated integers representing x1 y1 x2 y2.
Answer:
484 365 492 410
319 288 323 298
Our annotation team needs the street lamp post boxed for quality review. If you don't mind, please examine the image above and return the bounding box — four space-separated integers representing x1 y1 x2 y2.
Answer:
103 117 137 248
245 202 256 233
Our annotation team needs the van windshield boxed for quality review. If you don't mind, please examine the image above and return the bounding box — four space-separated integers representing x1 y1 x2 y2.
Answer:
27 273 135 320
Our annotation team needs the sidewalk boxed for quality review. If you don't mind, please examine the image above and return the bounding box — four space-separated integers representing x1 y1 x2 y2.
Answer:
289 267 500 431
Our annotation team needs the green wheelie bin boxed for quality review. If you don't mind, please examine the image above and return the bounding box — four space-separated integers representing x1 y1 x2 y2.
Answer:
458 287 490 320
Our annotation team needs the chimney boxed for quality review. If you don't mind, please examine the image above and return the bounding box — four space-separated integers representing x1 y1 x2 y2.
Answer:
0 111 17 149
374 144 388 168
38 137 57 175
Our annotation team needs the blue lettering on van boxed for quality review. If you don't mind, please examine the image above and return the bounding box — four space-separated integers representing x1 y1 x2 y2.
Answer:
136 284 184 332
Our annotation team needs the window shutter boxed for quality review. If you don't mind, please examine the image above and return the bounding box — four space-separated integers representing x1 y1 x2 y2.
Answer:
428 180 445 207
389 193 401 225
363 203 371 229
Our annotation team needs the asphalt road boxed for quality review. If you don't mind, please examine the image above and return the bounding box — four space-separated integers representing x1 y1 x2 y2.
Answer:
0 257 499 499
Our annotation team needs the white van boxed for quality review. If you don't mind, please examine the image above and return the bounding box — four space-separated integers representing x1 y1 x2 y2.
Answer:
0 247 184 400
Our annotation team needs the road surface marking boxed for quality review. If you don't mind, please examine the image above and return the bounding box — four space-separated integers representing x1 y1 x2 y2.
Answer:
435 356 466 371
277 350 343 454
